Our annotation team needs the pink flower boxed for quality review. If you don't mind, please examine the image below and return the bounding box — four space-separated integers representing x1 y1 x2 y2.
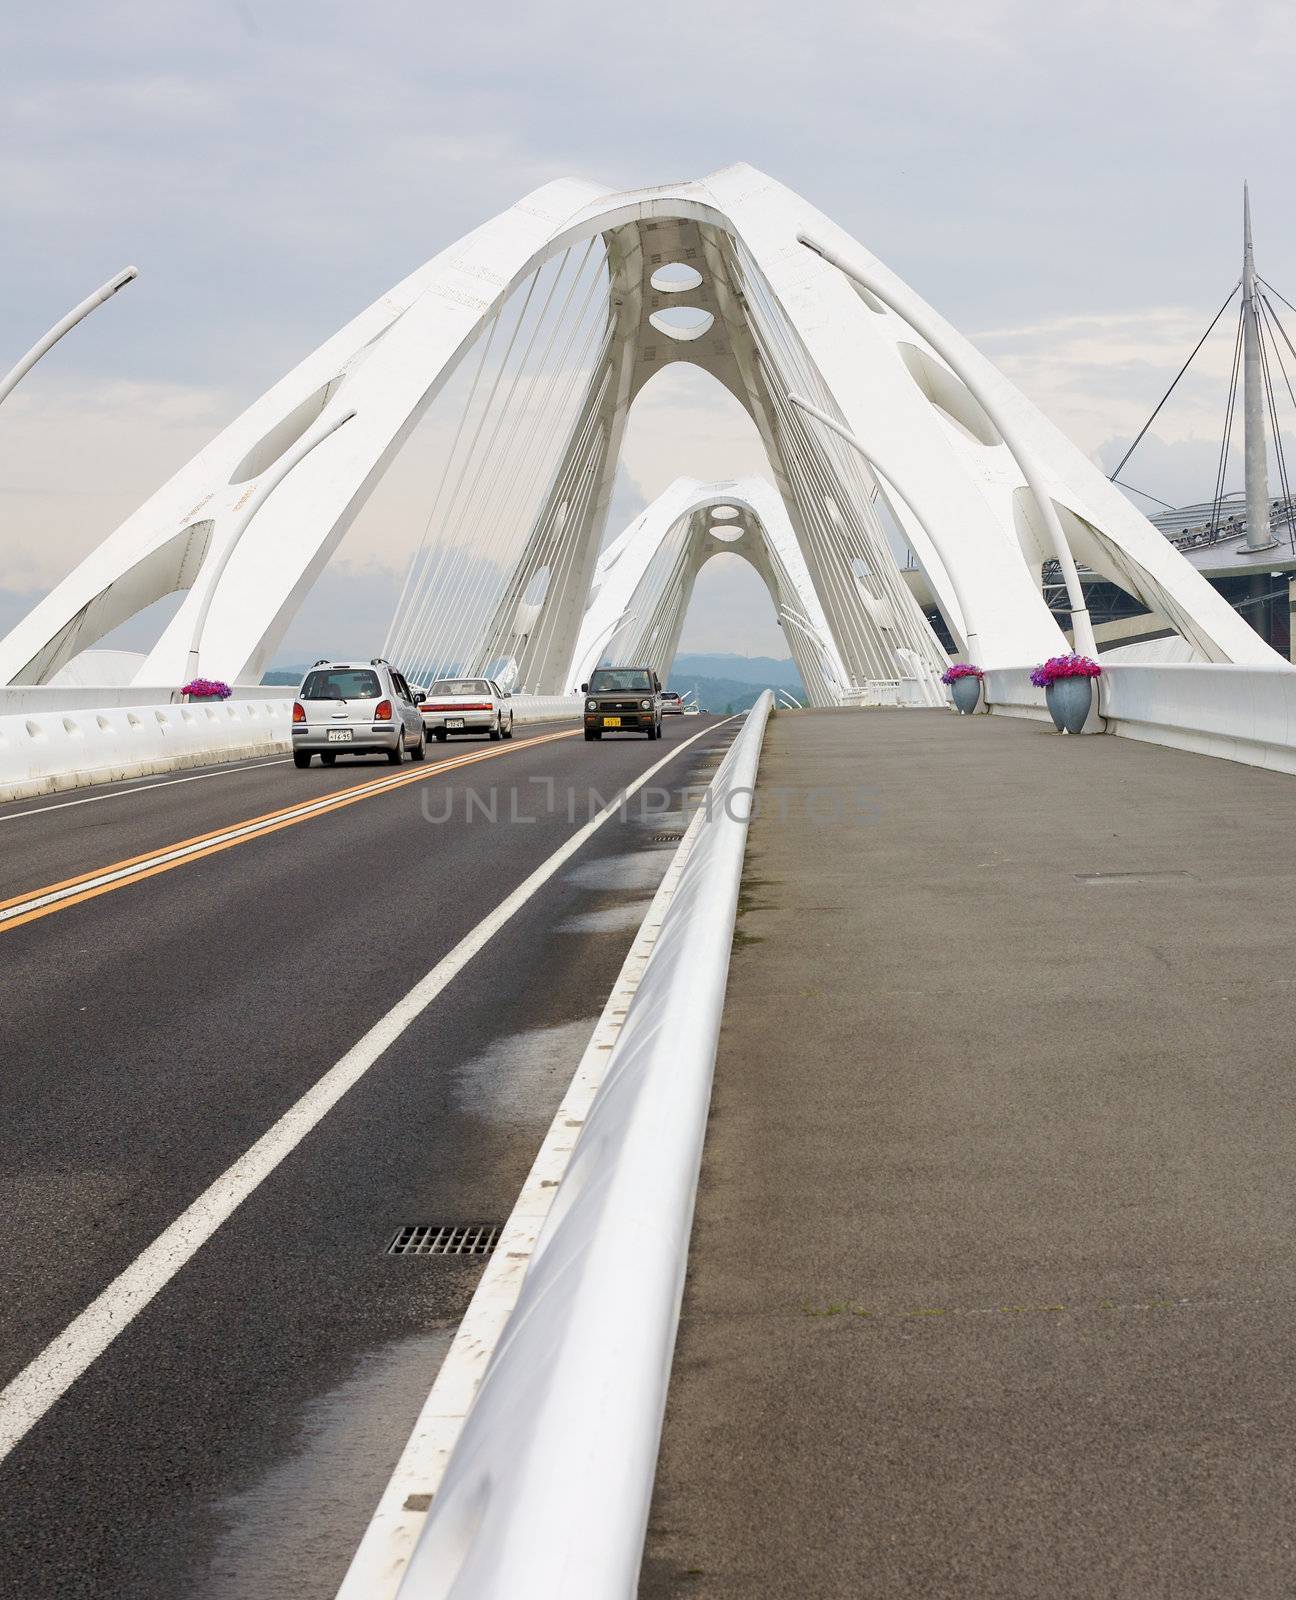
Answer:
1032 654 1102 686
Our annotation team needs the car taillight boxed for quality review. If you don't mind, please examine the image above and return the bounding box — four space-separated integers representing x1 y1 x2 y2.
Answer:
374 699 393 720
292 701 306 723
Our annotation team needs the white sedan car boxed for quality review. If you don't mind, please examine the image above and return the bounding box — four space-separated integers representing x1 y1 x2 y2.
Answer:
418 677 515 742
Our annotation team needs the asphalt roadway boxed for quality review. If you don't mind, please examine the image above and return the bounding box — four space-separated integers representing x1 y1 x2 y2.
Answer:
0 713 735 1598
643 707 1296 1600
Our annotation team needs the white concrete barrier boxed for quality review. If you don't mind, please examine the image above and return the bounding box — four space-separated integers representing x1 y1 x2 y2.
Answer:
0 683 284 714
397 692 775 1600
986 661 1296 771
0 698 296 803
983 665 1051 722
509 693 582 726
1097 662 1296 774
0 692 579 805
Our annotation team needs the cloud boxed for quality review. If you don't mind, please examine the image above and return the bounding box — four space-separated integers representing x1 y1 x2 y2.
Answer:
6 0 1296 664
0 375 236 589
678 554 788 658
972 298 1296 507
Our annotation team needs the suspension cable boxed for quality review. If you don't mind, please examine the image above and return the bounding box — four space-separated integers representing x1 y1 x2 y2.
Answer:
1255 297 1295 552
1209 301 1246 539
410 248 611 681
396 244 600 676
1109 479 1179 511
383 303 503 657
1107 281 1239 483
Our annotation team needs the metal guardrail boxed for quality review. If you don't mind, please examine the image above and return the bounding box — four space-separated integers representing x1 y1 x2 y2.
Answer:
396 691 775 1598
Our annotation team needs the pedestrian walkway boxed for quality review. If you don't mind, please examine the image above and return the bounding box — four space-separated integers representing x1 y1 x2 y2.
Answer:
641 707 1296 1599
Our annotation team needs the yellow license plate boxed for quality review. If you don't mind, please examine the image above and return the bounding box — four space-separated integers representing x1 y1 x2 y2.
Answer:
602 716 621 727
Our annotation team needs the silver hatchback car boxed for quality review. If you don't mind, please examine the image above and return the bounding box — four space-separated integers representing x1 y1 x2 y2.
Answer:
291 659 427 768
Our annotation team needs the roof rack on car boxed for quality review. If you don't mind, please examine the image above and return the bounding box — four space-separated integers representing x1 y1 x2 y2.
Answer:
370 657 389 667
312 658 329 667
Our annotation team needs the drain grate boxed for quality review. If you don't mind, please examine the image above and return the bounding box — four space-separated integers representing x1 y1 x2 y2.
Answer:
652 831 684 843
388 1224 502 1258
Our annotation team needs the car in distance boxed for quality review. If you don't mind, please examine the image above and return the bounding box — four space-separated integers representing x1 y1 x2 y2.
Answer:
660 690 684 714
418 678 515 742
582 666 663 740
292 659 426 768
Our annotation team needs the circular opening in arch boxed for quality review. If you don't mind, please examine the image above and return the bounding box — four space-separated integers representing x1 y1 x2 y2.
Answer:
650 263 703 294
897 342 1002 447
710 526 743 542
648 307 714 342
710 504 739 520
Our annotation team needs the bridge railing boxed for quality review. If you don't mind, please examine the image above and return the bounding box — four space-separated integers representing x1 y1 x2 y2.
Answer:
0 684 284 712
394 692 774 1599
984 661 1296 774
0 692 582 804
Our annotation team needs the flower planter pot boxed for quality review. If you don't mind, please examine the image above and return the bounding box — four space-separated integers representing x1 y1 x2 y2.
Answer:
950 676 982 715
1045 675 1092 734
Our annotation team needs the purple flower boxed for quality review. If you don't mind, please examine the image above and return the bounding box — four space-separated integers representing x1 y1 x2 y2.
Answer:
181 677 233 700
940 663 984 684
1031 654 1102 687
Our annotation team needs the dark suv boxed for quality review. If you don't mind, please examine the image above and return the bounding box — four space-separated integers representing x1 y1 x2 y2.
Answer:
582 666 663 740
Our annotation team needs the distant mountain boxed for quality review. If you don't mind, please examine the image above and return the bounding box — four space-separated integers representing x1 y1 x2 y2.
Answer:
664 673 801 714
672 652 803 687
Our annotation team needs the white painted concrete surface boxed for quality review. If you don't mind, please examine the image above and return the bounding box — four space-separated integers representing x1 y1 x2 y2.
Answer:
393 694 773 1599
1100 662 1296 773
0 694 581 805
0 698 295 804
985 661 1296 770
337 715 739 1599
3 165 1271 695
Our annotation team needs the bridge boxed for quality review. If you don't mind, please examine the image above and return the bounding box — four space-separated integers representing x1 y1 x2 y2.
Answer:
2 166 1296 1598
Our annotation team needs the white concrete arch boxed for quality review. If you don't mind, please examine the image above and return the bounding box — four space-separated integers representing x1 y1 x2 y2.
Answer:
565 476 939 707
0 162 1278 689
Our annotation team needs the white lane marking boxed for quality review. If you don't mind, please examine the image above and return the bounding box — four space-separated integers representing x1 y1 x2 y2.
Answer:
0 759 291 823
0 716 731 1467
334 727 740 1599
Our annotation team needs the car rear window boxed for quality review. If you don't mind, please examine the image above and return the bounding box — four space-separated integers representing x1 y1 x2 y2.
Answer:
429 679 491 695
301 668 381 700
590 669 652 691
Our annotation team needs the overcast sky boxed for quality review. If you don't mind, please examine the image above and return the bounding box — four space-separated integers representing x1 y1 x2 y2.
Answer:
4 0 1296 663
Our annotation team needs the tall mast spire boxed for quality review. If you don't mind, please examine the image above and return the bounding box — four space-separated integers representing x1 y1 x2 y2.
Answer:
1242 182 1276 550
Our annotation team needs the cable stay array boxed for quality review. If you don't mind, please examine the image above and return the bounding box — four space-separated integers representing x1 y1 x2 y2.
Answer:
1111 193 1296 557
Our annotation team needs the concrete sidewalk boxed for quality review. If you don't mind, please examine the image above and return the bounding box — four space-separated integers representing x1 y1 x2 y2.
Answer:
641 708 1296 1599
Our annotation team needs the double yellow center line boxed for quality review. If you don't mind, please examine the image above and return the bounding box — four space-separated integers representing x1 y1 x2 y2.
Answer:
0 728 577 936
